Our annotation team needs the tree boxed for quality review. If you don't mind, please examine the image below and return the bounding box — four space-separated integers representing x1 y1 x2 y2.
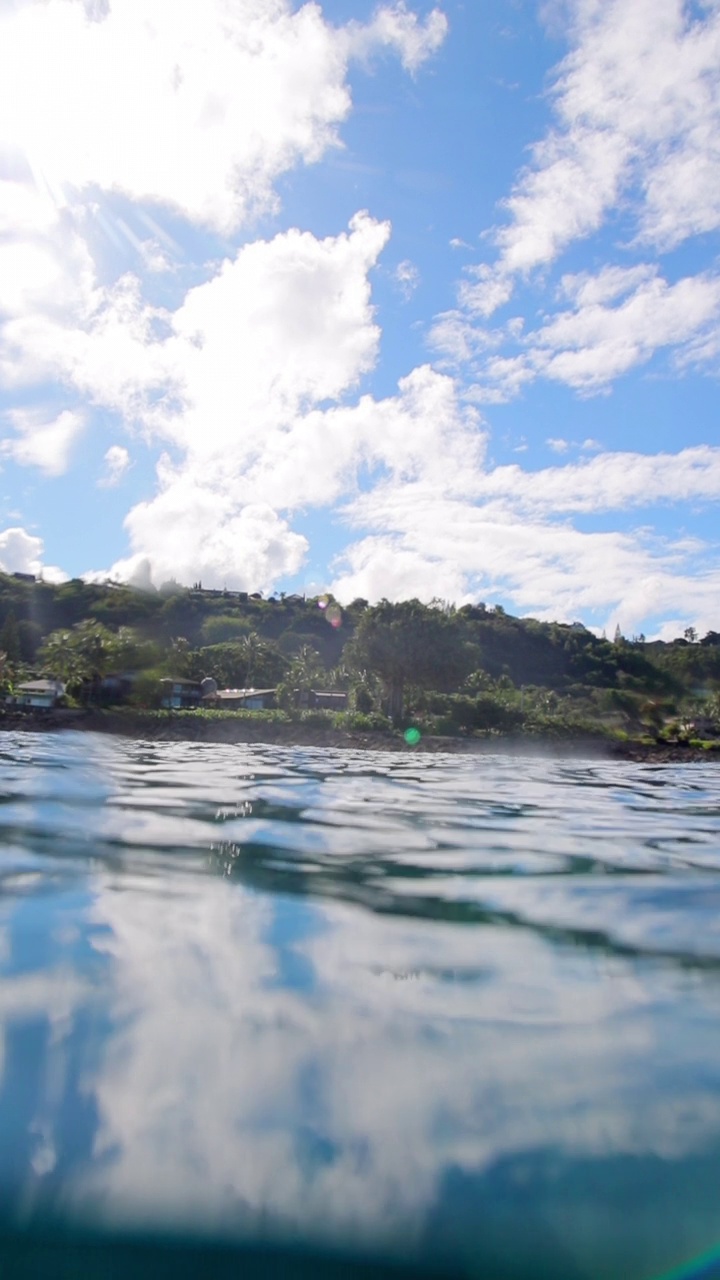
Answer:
240 632 267 687
347 599 471 722
0 612 20 664
288 644 324 694
39 621 140 695
166 635 192 677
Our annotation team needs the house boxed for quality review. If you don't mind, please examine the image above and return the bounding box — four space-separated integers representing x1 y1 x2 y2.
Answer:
295 689 348 710
202 687 276 710
310 689 348 710
159 679 202 709
7 679 64 709
12 572 36 583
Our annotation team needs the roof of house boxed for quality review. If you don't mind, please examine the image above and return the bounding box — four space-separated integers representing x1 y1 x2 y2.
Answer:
203 687 276 700
15 680 61 694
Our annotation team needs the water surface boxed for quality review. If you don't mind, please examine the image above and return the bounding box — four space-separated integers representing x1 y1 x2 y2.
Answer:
0 731 719 1278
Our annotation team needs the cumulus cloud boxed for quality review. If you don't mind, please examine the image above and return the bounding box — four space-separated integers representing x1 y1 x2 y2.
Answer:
2 407 85 475
343 3 448 74
332 483 720 639
107 361 483 591
0 526 67 581
328 439 720 634
0 0 716 634
2 212 390 437
88 215 410 588
0 0 447 235
113 487 308 595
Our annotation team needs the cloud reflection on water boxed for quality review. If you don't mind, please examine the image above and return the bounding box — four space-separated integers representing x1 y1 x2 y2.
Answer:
0 735 719 1279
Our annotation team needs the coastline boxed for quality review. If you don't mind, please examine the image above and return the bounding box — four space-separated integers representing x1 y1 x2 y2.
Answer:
1 707 718 762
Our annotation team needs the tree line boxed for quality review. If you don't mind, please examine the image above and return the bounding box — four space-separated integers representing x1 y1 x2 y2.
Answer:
0 574 718 738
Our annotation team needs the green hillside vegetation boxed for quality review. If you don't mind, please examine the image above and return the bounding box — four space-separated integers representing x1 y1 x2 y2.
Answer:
1 573 719 745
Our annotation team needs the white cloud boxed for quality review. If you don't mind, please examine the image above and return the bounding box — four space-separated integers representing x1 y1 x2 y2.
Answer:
98 445 131 488
468 354 534 403
1 0 716 635
0 221 97 326
545 436 602 454
0 0 446 235
2 407 86 476
531 267 720 391
83 215 424 588
5 212 386 452
393 259 420 300
474 446 720 514
458 264 514 318
434 264 720 396
7 206 455 590
343 3 448 75
112 484 308 594
332 488 720 639
331 536 471 606
0 526 67 581
497 0 720 277
436 0 720 398
163 213 390 448
0 178 58 237
248 364 485 513
105 362 483 590
328 435 720 634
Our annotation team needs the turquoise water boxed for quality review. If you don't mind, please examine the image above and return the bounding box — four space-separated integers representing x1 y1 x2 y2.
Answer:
1 731 720 1278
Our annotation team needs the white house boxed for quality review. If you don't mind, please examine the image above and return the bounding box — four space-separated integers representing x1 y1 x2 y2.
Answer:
7 679 65 709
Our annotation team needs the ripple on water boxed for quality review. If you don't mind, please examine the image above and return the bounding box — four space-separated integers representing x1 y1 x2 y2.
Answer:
0 733 718 961
0 731 718 1279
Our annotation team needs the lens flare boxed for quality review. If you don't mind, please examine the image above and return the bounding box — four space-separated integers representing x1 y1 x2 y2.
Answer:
403 727 421 746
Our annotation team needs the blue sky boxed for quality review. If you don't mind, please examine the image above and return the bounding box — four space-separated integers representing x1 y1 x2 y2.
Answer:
0 0 719 638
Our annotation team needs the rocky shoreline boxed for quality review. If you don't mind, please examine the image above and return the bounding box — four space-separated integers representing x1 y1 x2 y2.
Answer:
0 707 718 762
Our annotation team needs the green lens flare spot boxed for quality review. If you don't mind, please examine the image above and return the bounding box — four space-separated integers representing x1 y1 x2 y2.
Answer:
404 727 422 746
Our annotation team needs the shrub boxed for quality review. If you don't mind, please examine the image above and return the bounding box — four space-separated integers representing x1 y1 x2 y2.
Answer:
353 685 374 714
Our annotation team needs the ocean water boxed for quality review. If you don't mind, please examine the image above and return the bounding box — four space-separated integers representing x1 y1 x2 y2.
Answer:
0 730 719 1278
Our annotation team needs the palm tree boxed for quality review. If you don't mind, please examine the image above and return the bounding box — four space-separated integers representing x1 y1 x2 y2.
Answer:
289 644 324 694
39 621 141 699
240 632 267 689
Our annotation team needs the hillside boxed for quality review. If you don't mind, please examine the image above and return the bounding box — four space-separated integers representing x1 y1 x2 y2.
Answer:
0 574 718 744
